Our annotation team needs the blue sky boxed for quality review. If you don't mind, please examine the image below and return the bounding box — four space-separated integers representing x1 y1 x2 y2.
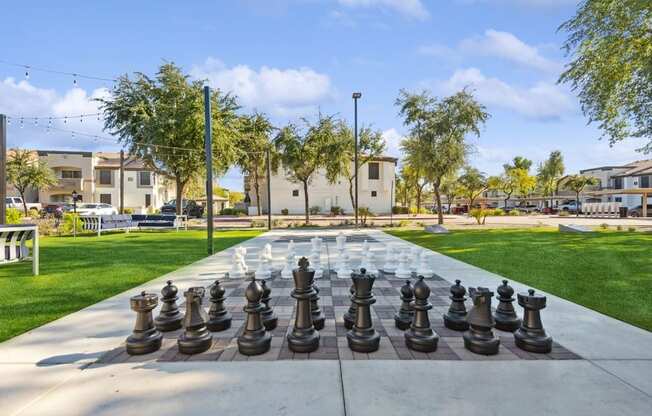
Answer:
1 0 648 191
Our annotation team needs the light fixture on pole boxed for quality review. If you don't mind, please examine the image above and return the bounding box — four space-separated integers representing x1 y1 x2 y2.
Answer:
352 92 362 229
71 190 78 238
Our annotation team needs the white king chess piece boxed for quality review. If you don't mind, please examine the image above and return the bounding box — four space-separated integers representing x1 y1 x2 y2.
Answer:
229 251 246 279
382 245 397 273
416 251 433 277
395 249 411 279
335 252 351 279
336 232 347 251
281 252 295 279
255 251 272 280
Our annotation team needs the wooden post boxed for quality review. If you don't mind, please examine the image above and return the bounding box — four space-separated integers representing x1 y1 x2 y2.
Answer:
0 114 6 225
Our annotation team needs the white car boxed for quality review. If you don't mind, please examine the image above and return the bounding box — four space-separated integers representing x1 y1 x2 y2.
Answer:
6 197 42 212
75 203 118 216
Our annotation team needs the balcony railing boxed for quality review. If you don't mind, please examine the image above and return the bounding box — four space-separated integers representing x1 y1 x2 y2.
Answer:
50 178 83 192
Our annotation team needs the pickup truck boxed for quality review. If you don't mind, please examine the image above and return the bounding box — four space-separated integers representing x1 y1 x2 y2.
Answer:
5 197 42 213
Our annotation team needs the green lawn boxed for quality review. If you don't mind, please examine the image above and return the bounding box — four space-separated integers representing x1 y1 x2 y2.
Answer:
0 229 262 342
388 228 652 332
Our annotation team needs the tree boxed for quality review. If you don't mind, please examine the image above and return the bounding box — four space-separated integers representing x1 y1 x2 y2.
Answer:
514 168 537 202
458 166 488 209
503 156 532 172
398 156 428 214
563 174 599 217
559 1 652 151
7 149 57 215
440 174 463 213
488 169 519 209
395 171 414 208
100 63 239 214
229 191 245 205
537 150 565 210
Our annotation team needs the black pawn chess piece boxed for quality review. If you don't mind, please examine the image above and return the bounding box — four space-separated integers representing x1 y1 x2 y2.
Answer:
207 280 232 332
154 280 184 332
178 287 213 354
494 280 521 332
237 278 272 356
260 280 278 330
343 282 356 330
346 268 380 353
404 276 439 352
443 279 469 331
394 280 414 330
310 281 326 331
463 287 500 355
287 257 320 353
514 289 553 353
126 291 163 355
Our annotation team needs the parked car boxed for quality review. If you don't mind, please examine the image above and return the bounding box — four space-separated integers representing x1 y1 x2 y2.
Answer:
161 199 204 218
42 203 74 215
628 205 652 217
558 200 581 213
5 197 42 213
515 204 540 213
76 203 118 216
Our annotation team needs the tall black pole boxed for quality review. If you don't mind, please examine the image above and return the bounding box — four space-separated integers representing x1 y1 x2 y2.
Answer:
390 174 394 227
204 86 214 255
0 114 6 225
266 147 272 231
352 92 361 228
119 150 125 214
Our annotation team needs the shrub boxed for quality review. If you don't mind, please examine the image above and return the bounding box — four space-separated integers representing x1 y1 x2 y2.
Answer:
60 213 84 235
6 208 23 224
330 206 341 216
508 210 520 216
281 208 289 215
123 208 134 214
397 220 410 227
250 220 266 228
392 206 409 214
220 207 248 216
559 210 569 217
600 223 609 230
616 225 623 231
493 208 505 216
309 206 321 215
272 219 283 227
469 208 501 225
358 207 374 225
628 227 636 232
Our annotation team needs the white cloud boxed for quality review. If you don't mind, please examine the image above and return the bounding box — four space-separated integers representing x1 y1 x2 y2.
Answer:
337 0 429 20
381 128 405 158
457 0 576 7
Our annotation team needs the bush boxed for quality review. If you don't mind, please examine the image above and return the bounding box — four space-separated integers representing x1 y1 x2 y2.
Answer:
358 207 374 225
60 213 84 235
123 208 134 214
250 220 266 228
559 210 569 217
6 208 23 224
493 208 505 216
508 210 520 216
309 206 321 215
628 227 636 232
392 206 409 214
600 223 609 230
272 219 284 227
616 225 623 231
469 208 502 225
330 206 342 216
281 208 289 215
397 220 410 228
220 207 247 216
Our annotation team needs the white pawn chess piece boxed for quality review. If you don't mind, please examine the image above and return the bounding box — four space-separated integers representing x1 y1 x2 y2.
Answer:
310 250 323 278
416 251 433 277
336 232 346 251
335 252 351 279
229 251 245 279
395 250 411 279
360 251 377 274
255 251 272 279
281 252 295 279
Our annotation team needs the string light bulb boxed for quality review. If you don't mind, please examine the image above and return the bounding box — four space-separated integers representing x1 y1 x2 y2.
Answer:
20 117 24 128
24 67 30 80
73 74 78 87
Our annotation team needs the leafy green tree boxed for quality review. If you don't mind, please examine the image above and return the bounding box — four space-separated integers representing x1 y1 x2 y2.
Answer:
488 169 519 209
537 150 565 209
559 1 652 150
503 156 533 172
395 170 414 208
514 168 537 202
440 173 463 213
458 166 488 209
398 154 429 214
7 149 57 214
563 174 600 217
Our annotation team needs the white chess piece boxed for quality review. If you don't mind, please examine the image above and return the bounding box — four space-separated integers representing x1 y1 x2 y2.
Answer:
360 251 377 274
382 245 397 273
395 250 411 279
310 250 323 278
361 239 369 254
410 250 421 272
255 251 272 279
287 239 295 255
263 243 273 261
311 236 322 253
229 251 245 279
409 246 421 264
281 252 295 279
335 252 351 279
416 252 432 277
336 232 346 251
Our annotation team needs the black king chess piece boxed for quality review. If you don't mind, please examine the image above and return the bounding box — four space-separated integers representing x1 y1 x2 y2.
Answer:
178 287 213 354
260 280 278 330
154 280 184 332
287 257 320 353
310 281 326 331
494 280 521 332
207 280 232 332
343 282 357 330
346 268 380 353
404 276 439 352
126 291 163 355
463 287 500 355
394 280 414 330
443 280 469 331
514 289 553 353
237 278 272 356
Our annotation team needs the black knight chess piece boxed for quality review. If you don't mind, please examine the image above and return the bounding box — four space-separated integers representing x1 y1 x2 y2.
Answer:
207 280 232 332
394 280 414 330
443 279 469 331
514 289 553 353
260 280 278 330
404 276 439 352
178 287 213 354
287 257 320 353
126 291 163 355
237 278 272 356
154 280 184 332
463 287 500 355
346 268 380 353
493 280 521 332
343 282 357 330
310 282 326 331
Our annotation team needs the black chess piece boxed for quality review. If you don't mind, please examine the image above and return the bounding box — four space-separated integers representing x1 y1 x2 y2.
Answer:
443 279 469 331
178 287 212 354
207 280 232 332
405 276 439 352
514 289 553 353
126 291 163 355
343 282 356 330
310 282 326 331
463 287 500 355
494 280 521 332
237 278 272 356
154 280 184 332
394 280 414 330
346 268 380 353
260 280 278 330
287 257 320 353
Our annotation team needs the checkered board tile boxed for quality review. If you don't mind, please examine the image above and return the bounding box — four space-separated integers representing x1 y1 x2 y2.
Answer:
98 272 582 364
273 234 379 243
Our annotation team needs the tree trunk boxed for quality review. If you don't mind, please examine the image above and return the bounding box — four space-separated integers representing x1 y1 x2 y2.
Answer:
416 187 422 216
433 182 444 224
19 190 28 215
254 170 261 216
175 177 184 215
303 180 310 224
576 192 580 217
348 177 355 214
504 196 509 209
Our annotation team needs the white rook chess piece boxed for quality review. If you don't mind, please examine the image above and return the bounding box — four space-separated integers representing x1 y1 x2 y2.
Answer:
395 250 411 279
255 251 272 280
229 251 246 279
335 252 351 279
281 252 295 279
382 245 397 273
336 232 346 251
416 251 433 277
360 251 377 274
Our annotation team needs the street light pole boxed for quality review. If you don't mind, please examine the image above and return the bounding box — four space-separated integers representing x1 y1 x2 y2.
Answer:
72 190 78 238
203 86 214 255
0 114 6 225
266 146 272 231
352 92 361 229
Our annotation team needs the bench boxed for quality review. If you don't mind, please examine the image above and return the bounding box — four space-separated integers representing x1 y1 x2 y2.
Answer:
132 214 188 231
80 215 134 236
0 224 39 275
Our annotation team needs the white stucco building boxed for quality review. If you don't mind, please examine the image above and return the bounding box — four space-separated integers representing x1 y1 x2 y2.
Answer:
581 159 652 210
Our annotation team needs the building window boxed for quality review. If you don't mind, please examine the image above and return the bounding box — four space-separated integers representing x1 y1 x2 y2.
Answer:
145 194 152 207
138 171 152 186
99 170 112 186
368 162 380 180
61 170 82 179
100 194 112 204
615 197 622 202
292 190 299 197
371 191 377 197
640 175 650 188
613 177 623 189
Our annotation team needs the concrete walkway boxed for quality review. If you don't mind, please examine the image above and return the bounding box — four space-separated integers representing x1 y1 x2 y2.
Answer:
1 229 650 415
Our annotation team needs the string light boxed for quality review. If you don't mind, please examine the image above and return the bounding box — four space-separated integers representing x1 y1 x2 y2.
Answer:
0 59 116 82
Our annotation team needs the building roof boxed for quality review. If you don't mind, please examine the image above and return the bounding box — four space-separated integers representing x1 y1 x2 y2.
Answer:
580 159 652 177
36 150 93 157
95 152 149 169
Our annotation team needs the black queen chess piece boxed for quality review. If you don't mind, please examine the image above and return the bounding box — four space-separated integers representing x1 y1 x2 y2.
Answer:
207 280 232 332
260 280 278 330
514 289 553 353
404 276 439 352
177 287 213 354
346 268 381 353
154 280 184 332
394 280 414 330
237 278 272 356
493 280 521 332
343 282 357 330
126 291 163 355
463 287 500 355
443 279 469 331
287 257 320 353
310 282 326 331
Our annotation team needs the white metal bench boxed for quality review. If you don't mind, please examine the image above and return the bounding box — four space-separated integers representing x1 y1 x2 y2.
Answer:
0 224 39 275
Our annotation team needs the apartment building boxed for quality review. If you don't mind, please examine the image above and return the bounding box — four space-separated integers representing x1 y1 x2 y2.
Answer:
581 159 652 208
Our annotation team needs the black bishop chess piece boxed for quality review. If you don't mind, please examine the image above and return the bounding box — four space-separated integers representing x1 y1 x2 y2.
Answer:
346 268 380 353
514 289 553 353
444 279 469 331
394 280 414 330
177 287 213 354
207 280 232 332
310 281 326 331
154 280 184 332
343 282 356 330
405 276 439 352
237 278 272 356
260 280 278 330
126 291 163 355
494 280 521 332
287 257 320 353
463 287 500 355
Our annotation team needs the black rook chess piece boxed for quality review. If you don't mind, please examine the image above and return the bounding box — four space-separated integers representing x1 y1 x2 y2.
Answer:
463 287 500 355
178 287 213 354
154 280 184 332
514 289 553 353
443 279 469 331
394 280 414 330
494 280 521 332
260 280 278 330
346 268 380 353
237 278 272 356
287 257 320 353
310 281 326 331
405 276 439 352
126 291 163 355
207 280 232 332
343 282 357 330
